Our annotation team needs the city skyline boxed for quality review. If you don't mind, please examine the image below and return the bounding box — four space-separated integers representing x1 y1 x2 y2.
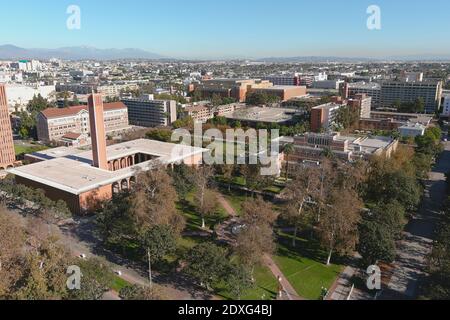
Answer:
1 0 449 60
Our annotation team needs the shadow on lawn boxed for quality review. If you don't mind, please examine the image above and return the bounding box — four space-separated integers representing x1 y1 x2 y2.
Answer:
276 231 347 266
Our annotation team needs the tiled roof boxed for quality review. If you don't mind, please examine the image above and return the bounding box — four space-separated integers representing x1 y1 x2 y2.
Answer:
40 102 126 119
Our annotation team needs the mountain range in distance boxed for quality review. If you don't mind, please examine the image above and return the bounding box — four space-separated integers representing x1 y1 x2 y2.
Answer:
0 44 165 61
0 44 450 62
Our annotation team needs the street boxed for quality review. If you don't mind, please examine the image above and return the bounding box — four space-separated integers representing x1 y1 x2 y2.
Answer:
381 140 450 299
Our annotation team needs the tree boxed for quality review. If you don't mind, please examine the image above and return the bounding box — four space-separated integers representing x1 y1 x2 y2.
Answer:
145 129 173 142
193 166 215 228
282 143 294 180
195 189 219 229
184 242 230 290
235 197 276 279
235 223 275 280
0 208 25 297
69 257 115 300
131 167 185 235
371 200 407 240
27 94 50 114
358 219 396 266
283 167 319 246
216 164 235 192
226 264 253 300
241 164 273 197
140 225 177 288
317 190 362 265
169 163 195 200
240 197 277 227
119 284 165 300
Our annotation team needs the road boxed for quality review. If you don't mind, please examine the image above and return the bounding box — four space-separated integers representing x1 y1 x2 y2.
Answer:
381 141 450 299
60 217 217 300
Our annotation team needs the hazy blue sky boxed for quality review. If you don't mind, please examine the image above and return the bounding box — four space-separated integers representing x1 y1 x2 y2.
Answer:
0 0 449 59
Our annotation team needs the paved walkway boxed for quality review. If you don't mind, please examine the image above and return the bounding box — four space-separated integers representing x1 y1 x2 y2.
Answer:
217 193 304 300
380 141 450 299
263 254 304 300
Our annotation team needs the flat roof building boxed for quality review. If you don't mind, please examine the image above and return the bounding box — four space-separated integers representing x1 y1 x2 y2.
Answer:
122 94 177 127
250 85 307 101
284 132 398 165
380 80 442 114
223 106 300 125
310 103 345 132
8 94 206 214
37 102 131 144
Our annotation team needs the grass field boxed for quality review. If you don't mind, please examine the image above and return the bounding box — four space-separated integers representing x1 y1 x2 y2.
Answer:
217 264 279 300
273 232 343 300
14 144 48 156
110 276 132 293
177 192 229 232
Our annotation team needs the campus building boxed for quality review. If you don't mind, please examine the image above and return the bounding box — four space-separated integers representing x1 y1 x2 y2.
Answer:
250 86 307 101
380 80 443 114
284 132 398 164
347 82 381 109
310 103 345 132
122 94 177 127
182 103 245 123
8 94 206 214
194 79 273 102
0 84 17 171
37 102 131 144
441 95 450 117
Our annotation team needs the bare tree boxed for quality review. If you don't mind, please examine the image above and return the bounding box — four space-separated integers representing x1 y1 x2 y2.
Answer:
193 166 215 229
235 197 277 280
283 167 320 246
317 190 362 265
132 166 185 235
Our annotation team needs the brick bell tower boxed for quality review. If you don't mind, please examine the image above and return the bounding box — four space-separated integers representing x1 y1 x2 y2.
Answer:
88 93 108 170
0 84 16 170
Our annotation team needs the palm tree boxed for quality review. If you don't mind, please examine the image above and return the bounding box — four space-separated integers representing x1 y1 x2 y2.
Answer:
283 143 294 181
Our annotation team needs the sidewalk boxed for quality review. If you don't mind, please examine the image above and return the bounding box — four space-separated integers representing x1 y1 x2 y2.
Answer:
217 193 304 300
263 254 304 300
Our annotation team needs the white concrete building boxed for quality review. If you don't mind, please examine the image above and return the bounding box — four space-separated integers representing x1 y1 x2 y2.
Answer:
5 84 56 112
442 95 450 117
398 123 426 137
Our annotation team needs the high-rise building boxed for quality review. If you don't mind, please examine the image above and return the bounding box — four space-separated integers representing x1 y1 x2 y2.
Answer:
348 82 381 109
122 95 177 127
310 103 345 132
348 94 372 119
442 95 450 117
380 80 442 114
0 84 16 170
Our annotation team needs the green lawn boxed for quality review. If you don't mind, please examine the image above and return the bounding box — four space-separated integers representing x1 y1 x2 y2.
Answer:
217 264 279 300
110 276 132 292
177 192 229 232
273 232 343 300
14 144 48 156
221 190 247 215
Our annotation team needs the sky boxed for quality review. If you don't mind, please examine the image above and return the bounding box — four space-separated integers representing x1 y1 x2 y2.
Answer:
0 0 449 59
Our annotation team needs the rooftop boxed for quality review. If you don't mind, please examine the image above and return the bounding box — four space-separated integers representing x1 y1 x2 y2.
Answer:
224 106 299 123
41 102 126 119
8 139 206 195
